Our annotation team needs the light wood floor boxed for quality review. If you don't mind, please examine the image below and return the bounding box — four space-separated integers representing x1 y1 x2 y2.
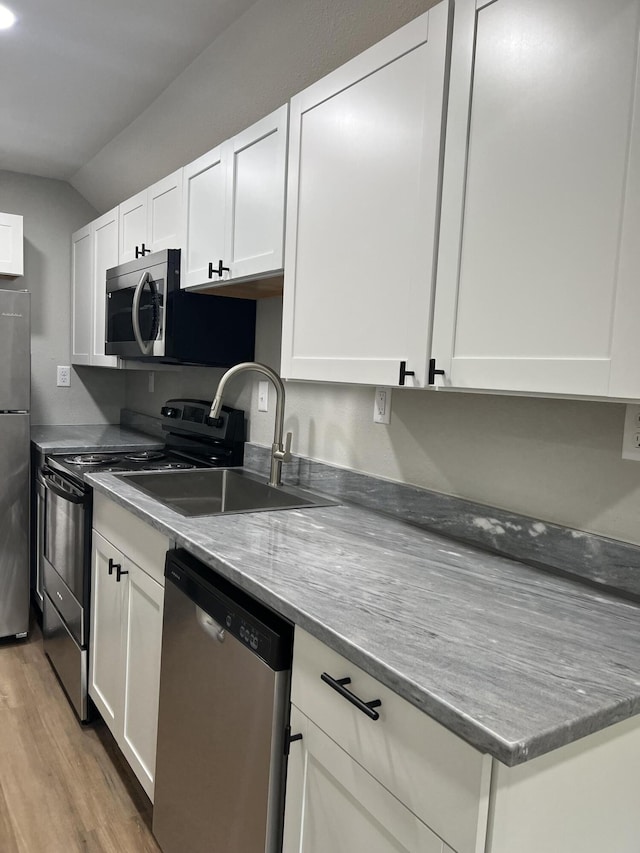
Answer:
0 613 161 853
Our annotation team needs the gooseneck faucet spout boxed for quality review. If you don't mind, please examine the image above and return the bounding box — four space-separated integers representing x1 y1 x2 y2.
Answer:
210 362 292 487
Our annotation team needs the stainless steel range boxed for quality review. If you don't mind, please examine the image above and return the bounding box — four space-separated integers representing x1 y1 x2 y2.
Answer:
39 400 246 721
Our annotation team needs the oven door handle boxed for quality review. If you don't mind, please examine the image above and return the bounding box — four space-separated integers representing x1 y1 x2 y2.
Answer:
38 470 86 504
132 270 155 356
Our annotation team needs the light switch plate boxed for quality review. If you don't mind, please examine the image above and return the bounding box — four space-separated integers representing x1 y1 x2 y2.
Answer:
622 404 640 460
258 380 269 412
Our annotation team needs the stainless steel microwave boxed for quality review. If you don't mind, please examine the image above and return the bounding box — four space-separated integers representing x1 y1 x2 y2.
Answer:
105 249 256 366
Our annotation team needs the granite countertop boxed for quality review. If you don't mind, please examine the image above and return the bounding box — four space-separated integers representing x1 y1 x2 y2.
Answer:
84 468 640 768
31 424 164 454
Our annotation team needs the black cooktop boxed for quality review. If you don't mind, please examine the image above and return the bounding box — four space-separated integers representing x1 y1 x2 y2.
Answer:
45 399 246 485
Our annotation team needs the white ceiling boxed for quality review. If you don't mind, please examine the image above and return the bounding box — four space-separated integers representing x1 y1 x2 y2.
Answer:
0 0 258 180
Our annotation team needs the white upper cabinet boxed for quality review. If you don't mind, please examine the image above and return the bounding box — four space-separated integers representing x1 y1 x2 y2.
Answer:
91 209 119 367
0 212 23 277
181 105 288 289
71 224 92 365
280 4 450 387
431 0 640 398
181 144 228 289
224 105 288 281
119 169 183 263
71 210 119 368
118 190 147 264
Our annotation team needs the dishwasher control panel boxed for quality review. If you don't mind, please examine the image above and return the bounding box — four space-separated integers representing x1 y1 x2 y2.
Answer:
165 549 293 670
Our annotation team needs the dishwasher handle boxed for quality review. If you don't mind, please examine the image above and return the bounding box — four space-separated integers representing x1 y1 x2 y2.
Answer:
196 605 226 643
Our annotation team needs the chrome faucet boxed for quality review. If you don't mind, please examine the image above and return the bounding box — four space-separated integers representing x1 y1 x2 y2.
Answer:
210 362 293 487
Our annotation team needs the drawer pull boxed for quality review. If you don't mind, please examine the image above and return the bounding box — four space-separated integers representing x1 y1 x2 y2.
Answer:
321 672 382 721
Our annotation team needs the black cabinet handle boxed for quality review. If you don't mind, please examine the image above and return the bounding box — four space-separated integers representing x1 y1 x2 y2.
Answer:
399 361 415 386
108 557 119 576
116 564 129 583
208 259 230 278
284 727 303 755
321 672 382 720
428 358 445 385
134 243 152 259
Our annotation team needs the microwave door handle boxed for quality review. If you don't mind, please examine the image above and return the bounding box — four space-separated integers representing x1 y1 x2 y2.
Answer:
132 270 154 356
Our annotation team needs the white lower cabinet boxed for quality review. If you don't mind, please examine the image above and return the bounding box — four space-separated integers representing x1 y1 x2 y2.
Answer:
89 495 170 801
285 628 640 853
284 629 490 853
284 705 451 853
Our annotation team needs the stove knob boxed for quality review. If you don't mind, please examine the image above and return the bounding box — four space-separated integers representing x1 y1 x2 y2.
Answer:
161 406 181 419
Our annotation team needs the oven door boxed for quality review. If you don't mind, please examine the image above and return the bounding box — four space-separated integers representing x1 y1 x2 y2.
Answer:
106 262 167 358
38 467 89 645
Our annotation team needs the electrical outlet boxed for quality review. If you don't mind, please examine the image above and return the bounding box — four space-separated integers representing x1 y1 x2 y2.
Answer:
622 404 640 460
258 380 269 412
373 386 391 424
56 365 71 387
148 371 155 393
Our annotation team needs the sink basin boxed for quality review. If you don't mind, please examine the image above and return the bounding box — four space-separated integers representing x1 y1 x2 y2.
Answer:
116 467 338 517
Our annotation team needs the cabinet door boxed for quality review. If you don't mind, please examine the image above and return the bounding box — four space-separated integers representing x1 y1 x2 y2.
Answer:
225 105 288 281
71 224 92 365
147 169 183 254
0 212 23 276
432 0 640 397
89 531 126 732
181 144 228 288
283 706 445 853
281 4 450 387
120 559 164 801
119 189 147 263
91 208 119 367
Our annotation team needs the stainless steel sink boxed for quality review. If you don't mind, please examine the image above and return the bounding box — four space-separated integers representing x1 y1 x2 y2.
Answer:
116 467 338 517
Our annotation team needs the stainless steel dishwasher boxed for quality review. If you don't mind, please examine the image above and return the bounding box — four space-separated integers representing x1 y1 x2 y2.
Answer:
153 548 293 853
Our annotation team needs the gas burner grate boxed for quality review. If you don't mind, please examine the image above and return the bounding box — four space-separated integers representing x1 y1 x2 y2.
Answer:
63 454 120 466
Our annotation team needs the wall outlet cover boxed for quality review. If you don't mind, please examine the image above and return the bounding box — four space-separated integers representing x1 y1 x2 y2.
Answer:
56 365 71 387
373 386 391 425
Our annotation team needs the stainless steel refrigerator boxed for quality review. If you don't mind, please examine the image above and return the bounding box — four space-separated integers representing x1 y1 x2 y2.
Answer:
0 289 30 639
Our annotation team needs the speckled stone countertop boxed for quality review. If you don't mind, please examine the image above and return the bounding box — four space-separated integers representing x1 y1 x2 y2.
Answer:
31 424 163 454
85 469 640 768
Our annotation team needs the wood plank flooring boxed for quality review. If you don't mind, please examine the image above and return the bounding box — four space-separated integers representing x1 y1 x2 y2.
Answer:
0 614 161 853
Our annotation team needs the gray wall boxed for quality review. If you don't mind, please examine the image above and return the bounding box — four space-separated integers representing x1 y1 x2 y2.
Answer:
71 0 435 211
69 0 640 545
0 170 126 424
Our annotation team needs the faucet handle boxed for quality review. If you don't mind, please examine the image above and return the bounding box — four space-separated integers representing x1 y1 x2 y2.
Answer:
274 432 293 463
